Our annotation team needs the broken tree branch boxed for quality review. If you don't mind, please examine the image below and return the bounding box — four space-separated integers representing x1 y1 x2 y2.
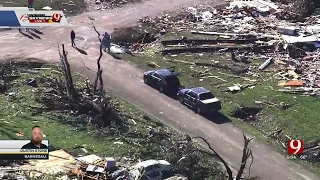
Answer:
92 24 104 95
193 131 254 180
236 132 254 180
57 42 78 102
92 22 102 43
192 136 234 180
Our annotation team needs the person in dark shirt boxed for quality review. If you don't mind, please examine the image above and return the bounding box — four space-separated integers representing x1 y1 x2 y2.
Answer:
71 30 76 47
21 126 48 149
102 32 111 53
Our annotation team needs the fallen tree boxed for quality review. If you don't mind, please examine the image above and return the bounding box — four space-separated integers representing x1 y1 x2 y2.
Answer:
34 27 125 129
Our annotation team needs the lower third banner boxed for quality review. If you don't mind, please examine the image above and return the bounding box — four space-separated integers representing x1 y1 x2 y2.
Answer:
0 153 49 160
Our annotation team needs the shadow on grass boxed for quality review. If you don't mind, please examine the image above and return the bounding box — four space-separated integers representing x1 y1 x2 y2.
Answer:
111 54 122 60
0 122 20 140
46 114 90 130
121 114 164 128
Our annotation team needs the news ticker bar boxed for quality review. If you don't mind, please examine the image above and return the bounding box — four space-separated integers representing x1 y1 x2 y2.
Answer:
0 7 70 27
0 153 49 160
0 140 49 148
0 149 48 153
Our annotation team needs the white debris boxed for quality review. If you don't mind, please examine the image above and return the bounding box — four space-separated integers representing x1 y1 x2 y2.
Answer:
201 11 213 21
114 141 124 145
42 6 52 10
110 44 128 54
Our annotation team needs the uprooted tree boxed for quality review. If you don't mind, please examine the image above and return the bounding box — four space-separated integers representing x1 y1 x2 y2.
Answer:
38 24 125 129
49 24 255 179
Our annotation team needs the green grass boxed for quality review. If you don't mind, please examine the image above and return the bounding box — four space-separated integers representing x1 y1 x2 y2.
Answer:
120 51 320 143
0 63 164 157
119 29 320 145
0 62 223 179
119 34 320 175
0 0 86 16
0 66 132 156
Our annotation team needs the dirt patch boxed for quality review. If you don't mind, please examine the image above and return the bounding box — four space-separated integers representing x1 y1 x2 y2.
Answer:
231 106 262 121
111 12 189 45
112 26 159 45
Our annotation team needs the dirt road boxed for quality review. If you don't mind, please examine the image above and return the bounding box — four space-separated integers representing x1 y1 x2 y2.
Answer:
0 0 319 179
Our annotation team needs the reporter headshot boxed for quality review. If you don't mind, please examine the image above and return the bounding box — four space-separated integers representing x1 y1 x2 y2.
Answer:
21 125 48 149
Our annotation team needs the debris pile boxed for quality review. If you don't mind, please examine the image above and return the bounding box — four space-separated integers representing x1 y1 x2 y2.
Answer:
0 150 185 179
141 0 320 96
118 1 320 165
0 149 208 179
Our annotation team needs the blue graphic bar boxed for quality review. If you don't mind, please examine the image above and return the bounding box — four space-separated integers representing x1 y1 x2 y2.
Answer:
0 7 29 10
0 11 21 27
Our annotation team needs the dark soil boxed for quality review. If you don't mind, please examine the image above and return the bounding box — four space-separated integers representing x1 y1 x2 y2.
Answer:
112 26 159 45
111 11 189 45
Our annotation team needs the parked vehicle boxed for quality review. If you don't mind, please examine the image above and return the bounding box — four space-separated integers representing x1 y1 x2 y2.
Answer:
178 87 221 114
143 67 180 95
130 160 173 180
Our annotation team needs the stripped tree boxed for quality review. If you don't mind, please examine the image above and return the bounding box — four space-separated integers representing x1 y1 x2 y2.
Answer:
92 22 104 95
191 132 254 180
57 43 78 102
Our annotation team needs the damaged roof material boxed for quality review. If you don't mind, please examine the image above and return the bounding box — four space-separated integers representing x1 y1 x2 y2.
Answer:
154 0 320 96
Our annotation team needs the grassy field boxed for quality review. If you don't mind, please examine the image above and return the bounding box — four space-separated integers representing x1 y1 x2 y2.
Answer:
0 61 222 179
0 63 143 155
118 30 320 153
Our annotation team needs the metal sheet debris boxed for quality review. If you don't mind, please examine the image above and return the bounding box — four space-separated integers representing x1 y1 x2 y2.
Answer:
76 154 102 164
86 164 105 173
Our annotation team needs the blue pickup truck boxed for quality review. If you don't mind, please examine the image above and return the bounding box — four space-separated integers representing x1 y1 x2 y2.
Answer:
178 87 221 114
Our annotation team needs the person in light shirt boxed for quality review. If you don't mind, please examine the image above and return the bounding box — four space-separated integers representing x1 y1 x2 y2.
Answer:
21 126 48 149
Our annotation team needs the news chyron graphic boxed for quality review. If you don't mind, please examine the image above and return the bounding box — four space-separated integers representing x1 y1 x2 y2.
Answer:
0 140 49 160
0 7 69 28
20 13 63 23
287 139 304 155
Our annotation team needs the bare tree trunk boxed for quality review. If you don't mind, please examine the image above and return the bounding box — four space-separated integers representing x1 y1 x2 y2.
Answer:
57 43 78 102
193 131 254 180
193 136 234 180
236 133 253 180
92 24 104 94
98 69 104 93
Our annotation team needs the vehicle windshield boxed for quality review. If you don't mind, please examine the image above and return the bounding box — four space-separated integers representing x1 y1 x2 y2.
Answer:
165 76 180 85
199 92 215 100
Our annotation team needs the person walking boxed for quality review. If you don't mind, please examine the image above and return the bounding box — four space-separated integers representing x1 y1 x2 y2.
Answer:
102 32 111 53
71 30 76 47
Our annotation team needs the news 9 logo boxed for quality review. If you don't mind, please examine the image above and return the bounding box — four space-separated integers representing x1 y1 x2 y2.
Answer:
287 140 304 155
51 13 62 22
